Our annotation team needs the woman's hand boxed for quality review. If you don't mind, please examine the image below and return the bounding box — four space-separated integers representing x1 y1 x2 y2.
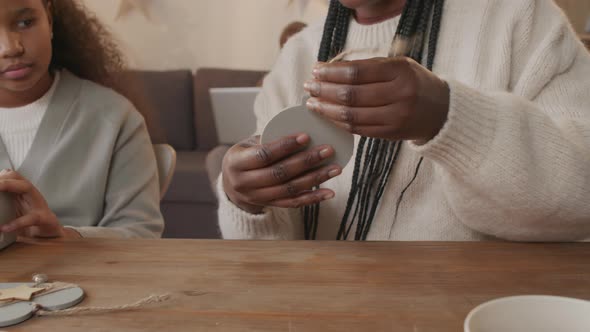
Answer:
0 170 80 238
222 134 342 214
304 57 450 144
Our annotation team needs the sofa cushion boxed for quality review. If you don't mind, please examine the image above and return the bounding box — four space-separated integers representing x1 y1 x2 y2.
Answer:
162 151 217 204
193 68 267 150
122 70 196 150
161 202 220 239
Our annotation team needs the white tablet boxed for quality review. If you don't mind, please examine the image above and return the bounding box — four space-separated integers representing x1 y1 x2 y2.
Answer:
210 87 261 145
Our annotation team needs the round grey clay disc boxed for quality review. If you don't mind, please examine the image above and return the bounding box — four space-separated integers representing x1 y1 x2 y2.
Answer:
261 104 355 168
0 283 85 327
0 301 33 328
33 285 85 310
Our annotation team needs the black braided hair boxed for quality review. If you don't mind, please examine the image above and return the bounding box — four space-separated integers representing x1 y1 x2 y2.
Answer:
304 0 445 241
317 0 339 62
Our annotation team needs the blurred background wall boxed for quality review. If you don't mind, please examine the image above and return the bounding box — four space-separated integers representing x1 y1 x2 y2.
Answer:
554 0 590 33
81 0 328 71
80 0 588 70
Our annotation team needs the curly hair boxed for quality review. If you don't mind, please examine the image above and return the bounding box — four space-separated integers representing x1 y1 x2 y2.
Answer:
45 0 164 142
46 0 125 88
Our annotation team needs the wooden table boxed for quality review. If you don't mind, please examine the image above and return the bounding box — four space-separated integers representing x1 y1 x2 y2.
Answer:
1 239 589 331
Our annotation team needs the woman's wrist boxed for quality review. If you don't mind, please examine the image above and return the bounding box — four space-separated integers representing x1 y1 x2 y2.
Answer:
227 193 265 215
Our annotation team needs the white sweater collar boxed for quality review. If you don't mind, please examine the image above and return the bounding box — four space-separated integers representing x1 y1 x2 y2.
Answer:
346 15 401 50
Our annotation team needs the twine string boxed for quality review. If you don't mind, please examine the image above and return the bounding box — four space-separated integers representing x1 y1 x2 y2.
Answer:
33 293 171 317
1 281 171 316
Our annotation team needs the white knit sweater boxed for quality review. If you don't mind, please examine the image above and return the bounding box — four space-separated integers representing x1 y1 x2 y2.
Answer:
0 73 59 169
218 0 590 241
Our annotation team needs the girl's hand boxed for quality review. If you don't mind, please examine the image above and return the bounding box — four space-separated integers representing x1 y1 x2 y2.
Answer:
304 57 450 144
0 170 80 238
222 134 342 214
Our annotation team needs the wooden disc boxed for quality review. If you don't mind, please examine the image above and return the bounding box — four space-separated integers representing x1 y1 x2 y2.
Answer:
261 104 354 168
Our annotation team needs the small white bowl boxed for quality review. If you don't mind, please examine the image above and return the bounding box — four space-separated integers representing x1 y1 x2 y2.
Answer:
465 295 590 332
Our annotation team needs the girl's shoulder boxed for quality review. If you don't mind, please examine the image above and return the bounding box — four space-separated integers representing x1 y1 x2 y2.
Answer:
60 71 142 127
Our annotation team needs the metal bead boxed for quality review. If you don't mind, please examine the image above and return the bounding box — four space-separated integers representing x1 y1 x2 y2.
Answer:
32 273 48 285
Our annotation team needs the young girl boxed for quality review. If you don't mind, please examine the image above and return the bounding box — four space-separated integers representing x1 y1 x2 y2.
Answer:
219 0 590 241
0 0 163 238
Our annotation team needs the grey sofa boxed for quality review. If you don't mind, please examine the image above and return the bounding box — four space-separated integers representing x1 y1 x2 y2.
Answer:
123 68 267 238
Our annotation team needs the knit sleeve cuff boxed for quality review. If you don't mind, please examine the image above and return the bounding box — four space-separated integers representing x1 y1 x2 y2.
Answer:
409 79 499 175
216 175 300 240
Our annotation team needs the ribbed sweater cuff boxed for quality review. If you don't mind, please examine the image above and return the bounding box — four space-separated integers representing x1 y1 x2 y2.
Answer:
409 80 498 175
216 175 292 239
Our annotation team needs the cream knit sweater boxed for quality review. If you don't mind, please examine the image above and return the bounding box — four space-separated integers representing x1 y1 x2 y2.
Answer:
218 0 590 241
0 73 59 169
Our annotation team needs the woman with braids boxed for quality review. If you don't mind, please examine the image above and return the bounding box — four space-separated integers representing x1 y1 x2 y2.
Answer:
0 0 163 238
219 0 590 241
